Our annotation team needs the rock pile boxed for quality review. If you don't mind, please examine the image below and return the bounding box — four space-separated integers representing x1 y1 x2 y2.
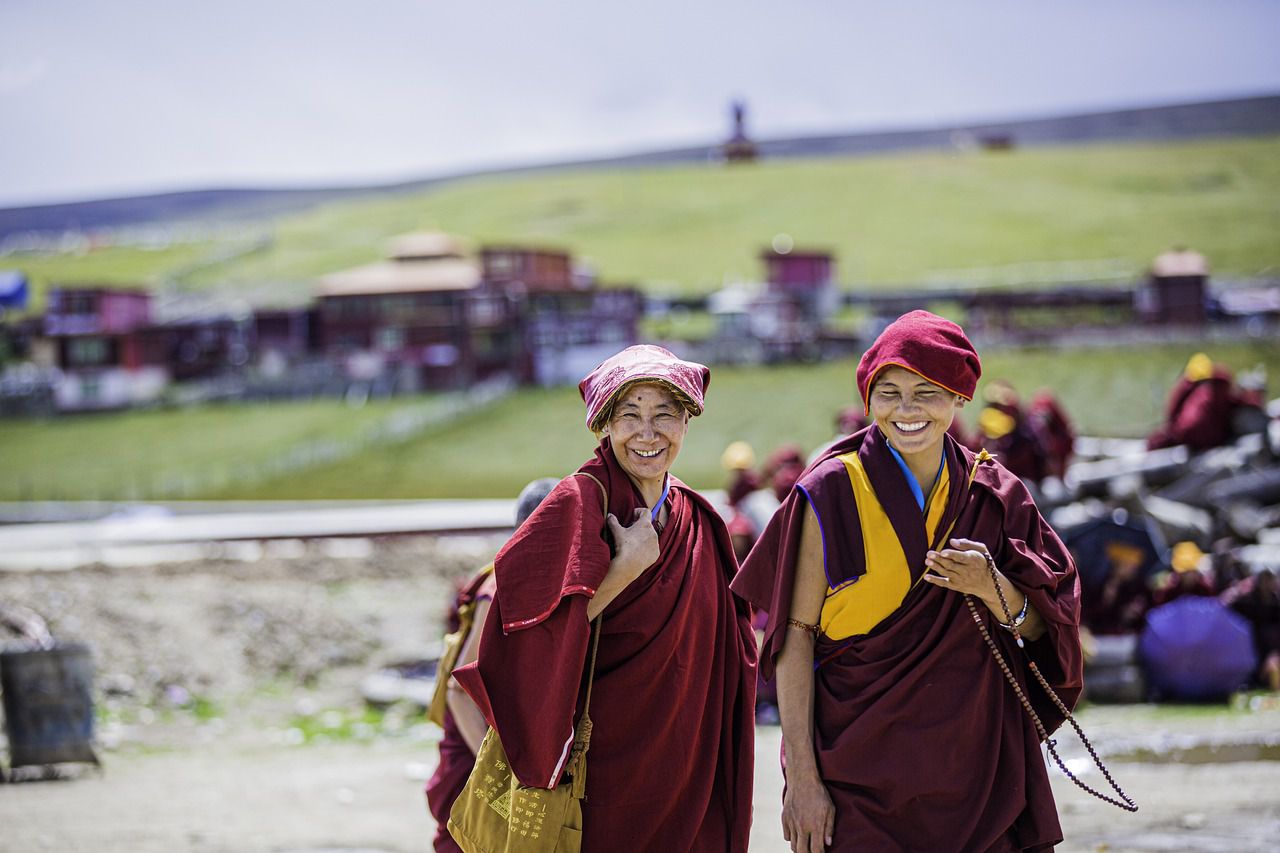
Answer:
0 534 503 725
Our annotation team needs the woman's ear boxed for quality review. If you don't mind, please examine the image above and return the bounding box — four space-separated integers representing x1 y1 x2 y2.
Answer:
955 396 967 410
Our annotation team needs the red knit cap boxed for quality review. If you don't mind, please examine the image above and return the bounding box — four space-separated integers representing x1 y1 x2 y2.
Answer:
579 344 711 431
856 310 982 413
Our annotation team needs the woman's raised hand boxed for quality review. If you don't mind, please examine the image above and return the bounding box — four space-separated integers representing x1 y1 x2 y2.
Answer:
606 507 660 584
925 538 1046 639
923 537 998 599
782 773 835 853
588 508 662 621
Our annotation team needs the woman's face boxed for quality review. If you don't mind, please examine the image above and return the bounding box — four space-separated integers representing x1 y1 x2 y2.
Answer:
602 382 689 490
869 366 962 462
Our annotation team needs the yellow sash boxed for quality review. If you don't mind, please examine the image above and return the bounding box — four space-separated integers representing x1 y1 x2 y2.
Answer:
819 452 951 640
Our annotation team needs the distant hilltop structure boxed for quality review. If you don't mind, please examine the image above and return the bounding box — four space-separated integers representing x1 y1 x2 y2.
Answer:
721 100 758 164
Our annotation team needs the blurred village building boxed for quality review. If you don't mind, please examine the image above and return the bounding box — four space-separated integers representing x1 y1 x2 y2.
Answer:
703 243 846 363
31 288 251 412
316 232 640 392
1138 245 1210 326
3 232 1280 415
1 233 641 413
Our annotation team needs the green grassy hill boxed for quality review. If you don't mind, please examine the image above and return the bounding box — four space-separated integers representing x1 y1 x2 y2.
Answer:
11 135 1280 307
5 341 1275 501
9 137 1278 502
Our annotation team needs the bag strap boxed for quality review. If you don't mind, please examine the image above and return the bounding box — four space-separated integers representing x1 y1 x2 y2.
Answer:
427 564 496 727
568 470 608 720
565 616 602 798
580 616 603 716
570 470 608 517
564 470 608 799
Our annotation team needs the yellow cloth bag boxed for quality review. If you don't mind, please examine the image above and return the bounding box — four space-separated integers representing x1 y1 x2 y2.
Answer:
446 617 601 853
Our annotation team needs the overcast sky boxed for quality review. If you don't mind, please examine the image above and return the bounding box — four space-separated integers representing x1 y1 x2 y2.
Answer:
2 0 1278 208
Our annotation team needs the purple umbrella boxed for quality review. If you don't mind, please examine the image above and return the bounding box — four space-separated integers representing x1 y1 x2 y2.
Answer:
1138 597 1258 701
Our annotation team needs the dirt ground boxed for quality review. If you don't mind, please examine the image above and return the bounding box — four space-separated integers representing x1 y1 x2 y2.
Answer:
3 538 1280 852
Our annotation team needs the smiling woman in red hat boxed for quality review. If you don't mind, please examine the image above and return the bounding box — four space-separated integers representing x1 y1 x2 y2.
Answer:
733 311 1084 852
453 344 757 851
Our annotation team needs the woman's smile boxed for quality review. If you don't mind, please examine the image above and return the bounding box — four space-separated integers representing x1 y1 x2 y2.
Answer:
869 366 964 483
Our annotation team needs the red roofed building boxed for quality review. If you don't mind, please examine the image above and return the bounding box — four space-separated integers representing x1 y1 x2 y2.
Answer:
317 233 640 391
317 233 517 391
480 245 641 385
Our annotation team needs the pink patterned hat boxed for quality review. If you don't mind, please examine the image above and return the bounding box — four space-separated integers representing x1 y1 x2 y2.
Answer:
579 345 711 431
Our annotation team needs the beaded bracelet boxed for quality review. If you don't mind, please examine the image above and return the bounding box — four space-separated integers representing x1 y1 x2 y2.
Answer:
983 551 1029 632
996 594 1029 631
786 617 820 635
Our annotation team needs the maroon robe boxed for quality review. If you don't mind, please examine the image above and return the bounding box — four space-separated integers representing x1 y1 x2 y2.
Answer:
427 711 476 853
732 426 1083 852
1147 369 1241 452
426 569 496 853
1029 393 1075 481
975 402 1047 484
1083 570 1152 636
727 468 761 508
454 438 757 852
1152 571 1215 606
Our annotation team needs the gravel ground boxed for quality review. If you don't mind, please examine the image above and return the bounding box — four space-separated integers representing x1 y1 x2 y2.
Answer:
3 542 1280 851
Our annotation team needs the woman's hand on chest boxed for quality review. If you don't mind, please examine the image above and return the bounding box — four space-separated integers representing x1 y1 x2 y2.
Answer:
606 507 661 585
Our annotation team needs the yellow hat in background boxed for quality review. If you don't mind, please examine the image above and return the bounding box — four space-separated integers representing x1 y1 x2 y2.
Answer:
1184 353 1214 383
979 407 1016 440
1171 541 1205 573
721 441 756 470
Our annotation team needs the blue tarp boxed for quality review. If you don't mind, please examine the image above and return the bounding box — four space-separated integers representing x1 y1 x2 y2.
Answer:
0 270 29 309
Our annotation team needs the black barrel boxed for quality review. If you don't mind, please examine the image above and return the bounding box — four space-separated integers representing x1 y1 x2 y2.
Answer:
1 643 98 769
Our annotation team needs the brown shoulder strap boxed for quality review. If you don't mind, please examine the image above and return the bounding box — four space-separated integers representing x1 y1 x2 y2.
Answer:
567 468 608 710
563 473 608 795
569 470 608 517
567 611 603 797
581 616 602 715
573 470 606 717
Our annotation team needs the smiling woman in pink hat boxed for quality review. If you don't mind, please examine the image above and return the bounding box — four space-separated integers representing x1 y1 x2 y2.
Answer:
454 344 757 851
733 311 1084 852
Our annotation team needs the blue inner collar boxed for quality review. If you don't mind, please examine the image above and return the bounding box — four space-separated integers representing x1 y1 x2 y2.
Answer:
885 442 944 511
651 475 671 522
